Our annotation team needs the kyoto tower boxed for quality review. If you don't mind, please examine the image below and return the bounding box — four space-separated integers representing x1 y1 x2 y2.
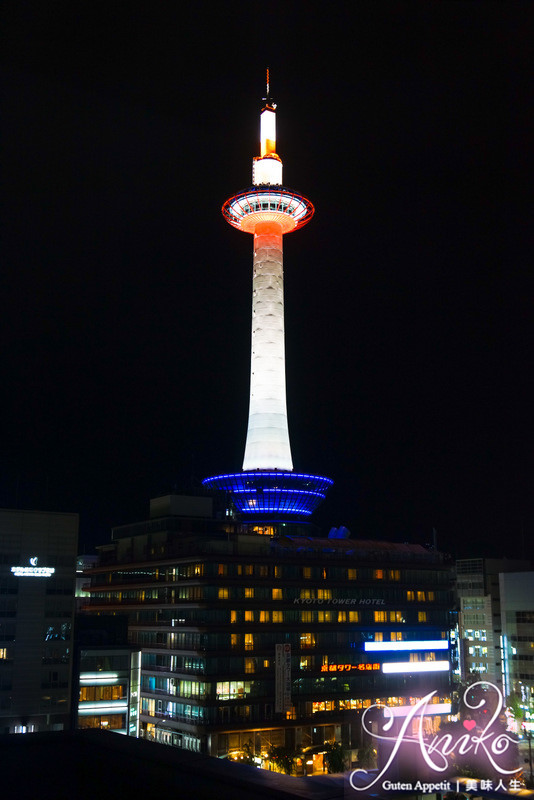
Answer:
203 74 333 519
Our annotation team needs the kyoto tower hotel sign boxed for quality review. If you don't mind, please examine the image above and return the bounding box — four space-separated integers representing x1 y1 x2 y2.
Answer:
204 76 333 518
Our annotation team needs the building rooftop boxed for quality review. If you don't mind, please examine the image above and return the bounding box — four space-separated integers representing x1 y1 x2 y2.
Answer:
1 729 347 800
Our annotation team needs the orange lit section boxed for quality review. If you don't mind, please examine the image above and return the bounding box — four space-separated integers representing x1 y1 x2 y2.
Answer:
241 212 295 234
260 107 277 157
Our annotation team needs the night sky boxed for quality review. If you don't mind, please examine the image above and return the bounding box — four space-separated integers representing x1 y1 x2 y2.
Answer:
1 3 532 559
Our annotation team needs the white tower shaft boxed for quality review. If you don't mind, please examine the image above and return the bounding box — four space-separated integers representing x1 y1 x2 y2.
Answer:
242 220 293 471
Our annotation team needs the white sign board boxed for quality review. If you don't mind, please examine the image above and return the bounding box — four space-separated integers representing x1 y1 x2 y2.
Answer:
275 643 291 713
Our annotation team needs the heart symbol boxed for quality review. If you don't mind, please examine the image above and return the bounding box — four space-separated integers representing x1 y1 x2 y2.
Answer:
463 720 476 731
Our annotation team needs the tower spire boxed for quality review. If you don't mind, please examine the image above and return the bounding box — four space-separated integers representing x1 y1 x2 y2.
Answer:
203 91 333 518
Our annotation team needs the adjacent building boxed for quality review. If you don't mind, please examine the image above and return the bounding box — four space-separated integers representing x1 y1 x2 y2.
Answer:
500 571 534 733
72 613 141 736
456 558 530 683
0 508 78 733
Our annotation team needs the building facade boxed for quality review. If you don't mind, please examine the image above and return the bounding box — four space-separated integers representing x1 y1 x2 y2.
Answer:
0 508 78 733
456 558 530 683
84 494 454 762
73 614 141 735
500 571 534 733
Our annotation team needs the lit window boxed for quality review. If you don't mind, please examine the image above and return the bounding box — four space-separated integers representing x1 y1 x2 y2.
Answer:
348 611 360 623
425 652 436 661
263 659 270 668
410 652 422 662
389 570 400 581
230 634 239 648
417 591 425 602
230 610 237 623
418 612 427 623
259 611 270 623
272 611 284 623
237 565 243 575
244 634 254 651
374 570 384 580
389 611 403 622
322 568 327 579
244 565 253 576
374 611 387 622
193 564 203 576
391 632 403 641
300 589 313 599
428 591 435 601
244 587 254 598
303 567 312 579
338 611 347 622
218 564 227 576
272 588 283 600
317 589 332 600
274 566 281 578
347 569 357 580
301 610 312 623
244 658 255 674
0 649 7 659
374 632 383 642
318 611 332 622
244 610 254 622
218 588 229 599
300 633 315 649
406 591 415 601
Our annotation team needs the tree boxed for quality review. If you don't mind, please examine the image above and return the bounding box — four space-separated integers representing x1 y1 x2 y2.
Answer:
357 743 377 769
268 744 296 775
324 741 346 773
241 739 255 766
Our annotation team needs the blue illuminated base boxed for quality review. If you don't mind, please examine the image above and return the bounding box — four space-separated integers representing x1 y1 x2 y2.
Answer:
202 471 333 518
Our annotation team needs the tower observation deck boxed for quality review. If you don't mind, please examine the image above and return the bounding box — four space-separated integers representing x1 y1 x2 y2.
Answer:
203 77 333 519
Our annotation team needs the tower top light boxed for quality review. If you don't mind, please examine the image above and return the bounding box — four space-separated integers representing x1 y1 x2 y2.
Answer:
222 75 313 233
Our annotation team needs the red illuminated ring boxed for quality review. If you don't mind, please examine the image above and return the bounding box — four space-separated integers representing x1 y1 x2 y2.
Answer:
222 187 314 234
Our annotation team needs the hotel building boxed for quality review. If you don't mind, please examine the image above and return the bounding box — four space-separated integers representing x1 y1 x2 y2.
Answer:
83 494 454 761
0 508 78 734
